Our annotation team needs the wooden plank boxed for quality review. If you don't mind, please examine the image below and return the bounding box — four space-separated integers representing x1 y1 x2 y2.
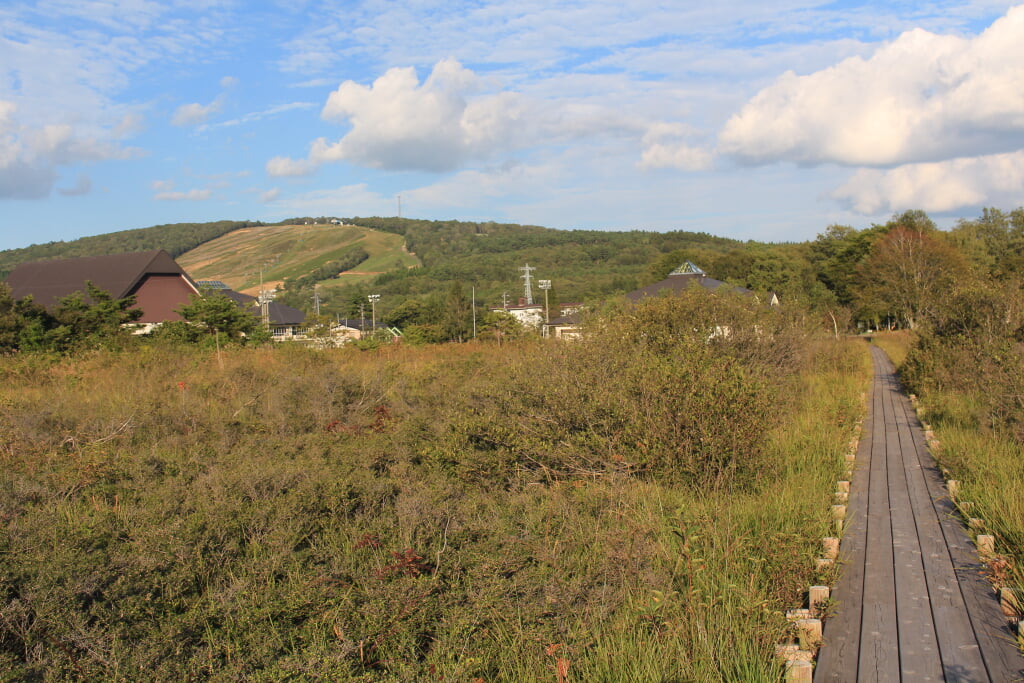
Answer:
879 356 989 681
855 349 899 681
816 345 1024 682
881 363 944 681
815 365 876 682
901 381 1024 681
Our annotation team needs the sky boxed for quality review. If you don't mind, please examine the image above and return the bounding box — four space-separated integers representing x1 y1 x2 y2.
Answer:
2 0 1023 251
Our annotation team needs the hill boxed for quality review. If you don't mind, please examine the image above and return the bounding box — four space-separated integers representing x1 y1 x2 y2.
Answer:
0 220 260 279
1 215 825 323
176 223 419 295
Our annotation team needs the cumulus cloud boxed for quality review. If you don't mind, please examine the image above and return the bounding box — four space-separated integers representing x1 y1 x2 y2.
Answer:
172 96 225 127
57 174 93 197
832 151 1024 215
266 156 318 177
719 5 1024 167
638 123 714 171
309 58 530 172
260 187 281 203
0 100 136 199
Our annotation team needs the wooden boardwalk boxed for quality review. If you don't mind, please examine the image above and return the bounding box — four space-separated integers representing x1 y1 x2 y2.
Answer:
815 345 1024 682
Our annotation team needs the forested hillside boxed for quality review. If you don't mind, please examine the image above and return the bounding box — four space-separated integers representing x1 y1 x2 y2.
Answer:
0 220 263 279
312 217 824 332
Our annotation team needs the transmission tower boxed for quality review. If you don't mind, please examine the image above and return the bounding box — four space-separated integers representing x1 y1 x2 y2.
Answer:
519 263 536 305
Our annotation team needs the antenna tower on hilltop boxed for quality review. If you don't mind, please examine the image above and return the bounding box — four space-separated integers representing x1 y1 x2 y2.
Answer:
519 263 536 305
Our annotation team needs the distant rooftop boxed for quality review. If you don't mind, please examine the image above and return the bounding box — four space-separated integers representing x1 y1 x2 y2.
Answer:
669 261 707 276
195 280 230 290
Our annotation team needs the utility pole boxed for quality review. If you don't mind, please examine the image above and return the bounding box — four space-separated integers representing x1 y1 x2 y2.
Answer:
472 286 477 339
368 294 380 331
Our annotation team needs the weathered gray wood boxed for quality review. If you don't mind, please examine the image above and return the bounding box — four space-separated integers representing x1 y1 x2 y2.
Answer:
882 364 944 681
856 349 899 681
815 357 877 682
905 387 1024 682
815 345 1024 682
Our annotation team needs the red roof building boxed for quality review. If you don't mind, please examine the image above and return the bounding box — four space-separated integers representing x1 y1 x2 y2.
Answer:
4 249 200 324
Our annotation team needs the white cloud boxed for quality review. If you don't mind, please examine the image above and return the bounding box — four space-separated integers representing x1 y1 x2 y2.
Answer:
270 183 391 217
260 187 281 203
311 57 529 172
172 96 225 127
0 100 136 198
832 151 1024 215
719 5 1024 167
153 188 213 201
220 76 239 89
112 112 146 138
57 173 92 197
288 58 650 175
266 156 319 177
638 123 714 171
213 102 317 129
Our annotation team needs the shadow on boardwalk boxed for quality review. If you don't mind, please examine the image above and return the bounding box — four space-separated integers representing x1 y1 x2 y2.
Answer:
815 345 1024 683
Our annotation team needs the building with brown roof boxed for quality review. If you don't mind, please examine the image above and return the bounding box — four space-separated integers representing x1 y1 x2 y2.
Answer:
5 249 200 325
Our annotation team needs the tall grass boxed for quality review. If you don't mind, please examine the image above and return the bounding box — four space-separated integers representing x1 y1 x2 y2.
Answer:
0 312 869 680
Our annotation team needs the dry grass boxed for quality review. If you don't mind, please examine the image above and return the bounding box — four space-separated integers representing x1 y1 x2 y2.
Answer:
0 313 869 680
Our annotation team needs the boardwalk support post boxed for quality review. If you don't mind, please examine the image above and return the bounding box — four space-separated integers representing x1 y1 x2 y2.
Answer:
785 660 813 683
822 537 839 560
796 618 822 650
977 534 995 556
947 480 960 499
810 585 830 613
1000 588 1019 618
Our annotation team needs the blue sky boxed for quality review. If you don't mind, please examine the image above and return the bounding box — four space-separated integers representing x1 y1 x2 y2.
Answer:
2 0 1022 251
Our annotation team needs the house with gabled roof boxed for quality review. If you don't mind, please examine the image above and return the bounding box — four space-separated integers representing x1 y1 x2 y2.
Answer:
4 249 200 327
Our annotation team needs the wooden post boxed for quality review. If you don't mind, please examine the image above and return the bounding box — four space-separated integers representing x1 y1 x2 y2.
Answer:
810 585 830 612
837 480 850 493
977 534 995 556
786 660 813 683
969 518 984 530
1001 588 1019 618
832 505 847 532
947 480 960 499
844 452 856 463
816 558 835 571
834 491 849 503
796 618 822 650
823 537 840 560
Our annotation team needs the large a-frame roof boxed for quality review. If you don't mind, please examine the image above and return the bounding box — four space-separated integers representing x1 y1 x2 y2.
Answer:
5 249 196 309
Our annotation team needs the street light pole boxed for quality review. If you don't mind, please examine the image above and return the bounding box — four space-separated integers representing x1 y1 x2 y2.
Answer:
538 280 552 323
368 294 380 331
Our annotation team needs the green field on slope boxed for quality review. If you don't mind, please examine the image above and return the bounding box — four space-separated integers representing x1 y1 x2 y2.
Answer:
176 223 420 293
